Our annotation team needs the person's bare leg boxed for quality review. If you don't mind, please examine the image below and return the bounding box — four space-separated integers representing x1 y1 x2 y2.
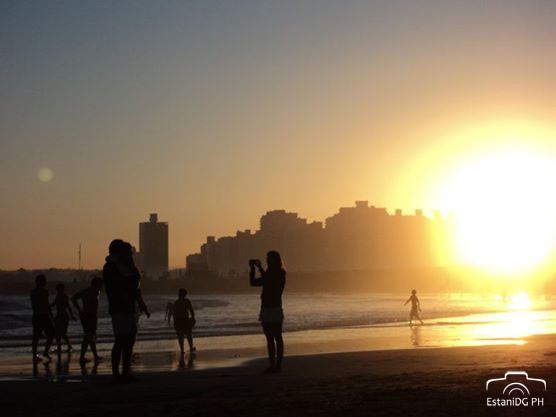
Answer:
122 338 132 375
263 324 275 370
91 337 100 361
275 333 284 370
186 331 194 351
32 334 40 362
177 332 185 355
122 334 136 376
32 338 38 357
62 335 72 352
80 336 89 361
44 336 53 359
111 336 123 376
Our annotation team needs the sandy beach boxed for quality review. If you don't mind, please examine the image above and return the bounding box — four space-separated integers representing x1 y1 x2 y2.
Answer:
3 296 556 417
3 297 556 416
2 332 555 417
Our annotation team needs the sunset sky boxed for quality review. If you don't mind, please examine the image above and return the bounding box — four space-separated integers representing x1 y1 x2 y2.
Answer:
3 0 556 269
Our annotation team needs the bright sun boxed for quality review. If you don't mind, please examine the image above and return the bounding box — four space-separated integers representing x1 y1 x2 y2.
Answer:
416 121 556 276
437 147 556 274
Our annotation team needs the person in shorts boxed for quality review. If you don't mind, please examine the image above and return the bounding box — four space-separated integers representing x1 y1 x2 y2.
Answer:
31 274 55 363
103 240 149 382
249 251 286 373
72 277 103 363
173 288 196 356
51 283 76 353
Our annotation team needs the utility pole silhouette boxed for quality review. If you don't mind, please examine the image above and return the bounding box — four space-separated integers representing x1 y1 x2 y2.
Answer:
78 242 85 282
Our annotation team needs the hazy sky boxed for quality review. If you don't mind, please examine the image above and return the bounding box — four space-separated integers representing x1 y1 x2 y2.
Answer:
3 0 556 269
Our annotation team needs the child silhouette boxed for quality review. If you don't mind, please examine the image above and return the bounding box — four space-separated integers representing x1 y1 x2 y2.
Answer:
404 289 424 326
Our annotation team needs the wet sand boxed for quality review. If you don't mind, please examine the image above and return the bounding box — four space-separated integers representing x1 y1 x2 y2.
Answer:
2 333 556 417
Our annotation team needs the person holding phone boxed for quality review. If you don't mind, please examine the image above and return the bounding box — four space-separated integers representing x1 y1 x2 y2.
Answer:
249 251 286 373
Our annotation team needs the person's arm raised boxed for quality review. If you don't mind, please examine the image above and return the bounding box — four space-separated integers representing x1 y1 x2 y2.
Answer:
249 263 263 287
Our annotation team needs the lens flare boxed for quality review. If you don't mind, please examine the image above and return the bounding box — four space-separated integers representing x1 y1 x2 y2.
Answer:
38 167 54 183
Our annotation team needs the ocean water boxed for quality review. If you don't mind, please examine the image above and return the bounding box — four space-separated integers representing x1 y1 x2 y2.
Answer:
2 292 555 354
3 292 556 378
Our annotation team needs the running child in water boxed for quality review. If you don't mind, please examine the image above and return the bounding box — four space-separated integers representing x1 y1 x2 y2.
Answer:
404 289 424 326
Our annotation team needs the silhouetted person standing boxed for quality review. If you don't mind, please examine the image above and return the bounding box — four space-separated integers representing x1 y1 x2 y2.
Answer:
31 274 55 363
103 239 149 382
173 288 196 356
404 289 424 326
72 277 103 363
51 283 75 353
249 251 286 373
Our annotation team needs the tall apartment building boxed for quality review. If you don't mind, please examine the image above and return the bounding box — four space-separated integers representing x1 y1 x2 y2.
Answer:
139 213 168 279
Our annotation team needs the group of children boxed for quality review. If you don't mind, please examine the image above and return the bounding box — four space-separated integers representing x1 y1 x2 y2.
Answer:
31 275 105 364
31 274 197 364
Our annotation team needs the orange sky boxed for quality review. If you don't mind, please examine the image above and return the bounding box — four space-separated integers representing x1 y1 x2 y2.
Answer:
3 1 556 269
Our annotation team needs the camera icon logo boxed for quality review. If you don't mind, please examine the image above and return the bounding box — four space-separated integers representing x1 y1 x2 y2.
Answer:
486 371 546 396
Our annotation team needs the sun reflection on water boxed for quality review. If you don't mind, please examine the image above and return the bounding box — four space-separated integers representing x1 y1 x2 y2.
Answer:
442 292 556 347
507 292 532 311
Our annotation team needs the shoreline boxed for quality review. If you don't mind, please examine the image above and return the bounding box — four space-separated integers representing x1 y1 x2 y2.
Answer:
0 306 505 349
2 334 556 416
4 292 556 354
3 308 556 380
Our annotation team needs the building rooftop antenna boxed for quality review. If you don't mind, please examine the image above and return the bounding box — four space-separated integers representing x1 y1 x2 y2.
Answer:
78 242 82 271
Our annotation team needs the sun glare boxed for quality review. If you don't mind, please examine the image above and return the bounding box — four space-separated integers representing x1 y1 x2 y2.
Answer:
447 149 556 273
424 122 556 276
507 292 532 311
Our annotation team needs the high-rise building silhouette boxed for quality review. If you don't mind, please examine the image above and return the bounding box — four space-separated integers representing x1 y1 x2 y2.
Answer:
139 213 168 279
186 201 451 276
